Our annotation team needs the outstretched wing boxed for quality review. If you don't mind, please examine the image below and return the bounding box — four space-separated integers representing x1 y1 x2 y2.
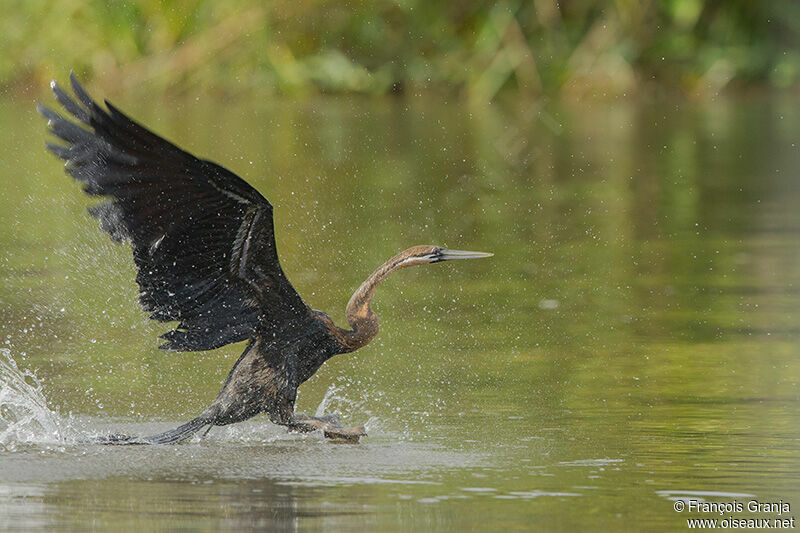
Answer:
39 74 309 351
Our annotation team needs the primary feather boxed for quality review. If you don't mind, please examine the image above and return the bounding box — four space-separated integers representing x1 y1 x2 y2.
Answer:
39 73 308 351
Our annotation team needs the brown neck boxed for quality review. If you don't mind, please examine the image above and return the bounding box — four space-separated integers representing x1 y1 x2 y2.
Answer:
337 246 433 352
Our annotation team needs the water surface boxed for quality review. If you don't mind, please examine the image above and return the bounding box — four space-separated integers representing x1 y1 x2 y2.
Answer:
0 89 798 530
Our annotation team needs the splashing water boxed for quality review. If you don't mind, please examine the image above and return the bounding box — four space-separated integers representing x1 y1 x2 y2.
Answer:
314 385 353 418
314 385 385 435
0 349 66 447
0 348 412 447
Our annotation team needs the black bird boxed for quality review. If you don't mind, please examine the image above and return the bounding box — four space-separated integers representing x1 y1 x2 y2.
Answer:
39 74 492 444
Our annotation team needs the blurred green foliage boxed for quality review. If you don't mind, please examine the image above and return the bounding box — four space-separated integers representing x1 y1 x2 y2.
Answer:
2 0 799 98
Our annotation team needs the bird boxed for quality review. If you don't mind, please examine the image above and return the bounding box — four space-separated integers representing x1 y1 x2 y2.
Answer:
38 74 492 444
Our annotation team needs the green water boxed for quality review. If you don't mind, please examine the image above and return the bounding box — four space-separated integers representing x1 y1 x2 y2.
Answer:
0 88 798 531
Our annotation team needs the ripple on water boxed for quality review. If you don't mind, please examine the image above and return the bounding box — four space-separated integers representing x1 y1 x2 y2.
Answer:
556 458 624 467
495 491 582 499
656 490 757 502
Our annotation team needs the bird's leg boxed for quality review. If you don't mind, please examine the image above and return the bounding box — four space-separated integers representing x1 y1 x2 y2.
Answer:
287 412 367 443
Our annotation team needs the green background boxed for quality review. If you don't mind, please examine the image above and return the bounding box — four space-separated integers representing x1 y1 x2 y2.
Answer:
0 2 799 531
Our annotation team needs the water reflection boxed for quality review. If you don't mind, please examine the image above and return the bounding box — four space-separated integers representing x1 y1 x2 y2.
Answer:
32 479 358 531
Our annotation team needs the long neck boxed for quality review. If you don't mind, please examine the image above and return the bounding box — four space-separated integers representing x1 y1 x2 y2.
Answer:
338 249 423 352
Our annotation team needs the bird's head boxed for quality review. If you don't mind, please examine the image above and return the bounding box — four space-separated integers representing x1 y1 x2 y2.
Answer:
339 244 492 351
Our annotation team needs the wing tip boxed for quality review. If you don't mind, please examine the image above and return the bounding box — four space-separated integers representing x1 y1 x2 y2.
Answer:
158 341 180 352
35 102 50 119
68 72 99 111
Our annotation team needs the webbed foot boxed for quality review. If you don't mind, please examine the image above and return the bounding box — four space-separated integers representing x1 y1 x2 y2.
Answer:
289 412 366 443
323 425 367 443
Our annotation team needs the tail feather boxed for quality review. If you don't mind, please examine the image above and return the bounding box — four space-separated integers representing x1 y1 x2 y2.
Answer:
142 417 211 444
92 416 212 445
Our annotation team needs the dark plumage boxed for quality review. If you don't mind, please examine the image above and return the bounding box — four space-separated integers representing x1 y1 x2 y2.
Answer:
40 74 491 444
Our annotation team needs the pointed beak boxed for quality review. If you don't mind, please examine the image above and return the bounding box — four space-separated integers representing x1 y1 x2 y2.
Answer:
437 249 494 261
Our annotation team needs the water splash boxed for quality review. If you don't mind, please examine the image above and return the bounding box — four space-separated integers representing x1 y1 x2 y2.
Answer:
314 385 352 418
314 385 384 435
0 348 66 447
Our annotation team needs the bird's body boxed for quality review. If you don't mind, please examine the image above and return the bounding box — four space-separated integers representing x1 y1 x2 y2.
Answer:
40 75 491 444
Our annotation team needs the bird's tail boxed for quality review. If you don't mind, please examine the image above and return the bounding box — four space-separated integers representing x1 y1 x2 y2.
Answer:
92 416 212 445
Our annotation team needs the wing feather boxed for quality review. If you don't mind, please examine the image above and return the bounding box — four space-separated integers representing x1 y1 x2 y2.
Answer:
40 74 308 351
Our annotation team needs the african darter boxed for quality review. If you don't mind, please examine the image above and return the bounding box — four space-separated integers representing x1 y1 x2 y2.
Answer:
38 74 491 444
